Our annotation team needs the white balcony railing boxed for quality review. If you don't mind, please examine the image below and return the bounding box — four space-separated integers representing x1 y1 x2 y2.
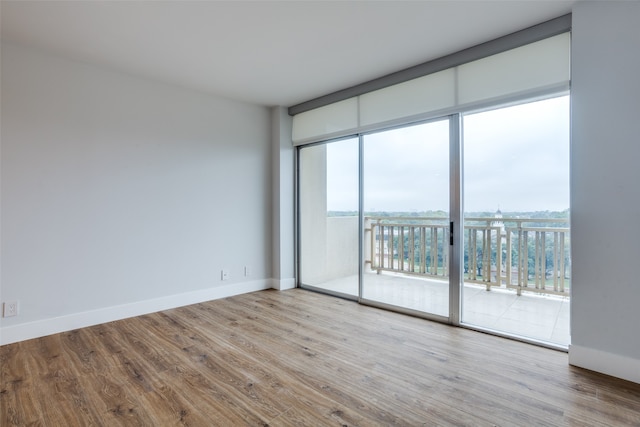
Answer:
366 216 570 297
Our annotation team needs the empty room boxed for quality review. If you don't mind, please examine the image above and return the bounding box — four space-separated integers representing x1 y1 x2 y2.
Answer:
2 1 640 425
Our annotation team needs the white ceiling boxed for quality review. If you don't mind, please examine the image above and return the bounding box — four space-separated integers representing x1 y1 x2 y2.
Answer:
1 1 578 107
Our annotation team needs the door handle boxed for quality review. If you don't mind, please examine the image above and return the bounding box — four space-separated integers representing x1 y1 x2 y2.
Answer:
450 221 454 245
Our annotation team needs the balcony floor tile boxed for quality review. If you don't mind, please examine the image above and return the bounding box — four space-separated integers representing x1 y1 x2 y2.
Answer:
303 271 570 347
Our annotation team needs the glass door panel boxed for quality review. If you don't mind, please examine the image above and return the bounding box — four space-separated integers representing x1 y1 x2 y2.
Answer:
461 96 571 346
299 138 359 297
363 120 450 317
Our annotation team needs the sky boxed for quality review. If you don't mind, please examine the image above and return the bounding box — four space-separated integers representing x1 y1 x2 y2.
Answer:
324 95 570 213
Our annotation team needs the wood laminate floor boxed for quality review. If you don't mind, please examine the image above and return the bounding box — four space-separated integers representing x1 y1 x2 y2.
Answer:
2 288 639 426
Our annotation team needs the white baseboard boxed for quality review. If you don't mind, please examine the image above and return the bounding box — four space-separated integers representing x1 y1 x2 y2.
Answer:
569 344 640 384
0 279 272 346
272 277 296 290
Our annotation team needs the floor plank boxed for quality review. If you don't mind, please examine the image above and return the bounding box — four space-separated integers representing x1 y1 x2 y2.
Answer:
1 288 640 426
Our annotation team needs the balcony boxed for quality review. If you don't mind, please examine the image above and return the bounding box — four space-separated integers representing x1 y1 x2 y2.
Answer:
301 215 570 347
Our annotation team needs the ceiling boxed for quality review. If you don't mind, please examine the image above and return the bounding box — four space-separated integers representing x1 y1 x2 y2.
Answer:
1 1 578 107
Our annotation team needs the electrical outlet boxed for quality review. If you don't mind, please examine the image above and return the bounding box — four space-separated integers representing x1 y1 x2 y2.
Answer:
3 301 18 317
221 270 229 281
244 266 251 277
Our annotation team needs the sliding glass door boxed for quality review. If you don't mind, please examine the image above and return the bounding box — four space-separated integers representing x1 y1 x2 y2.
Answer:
297 95 570 348
461 96 571 346
362 119 451 318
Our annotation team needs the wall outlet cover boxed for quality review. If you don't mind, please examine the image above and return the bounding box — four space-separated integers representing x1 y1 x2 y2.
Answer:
3 301 18 317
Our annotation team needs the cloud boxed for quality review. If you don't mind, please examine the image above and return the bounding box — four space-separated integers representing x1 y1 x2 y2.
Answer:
320 95 570 213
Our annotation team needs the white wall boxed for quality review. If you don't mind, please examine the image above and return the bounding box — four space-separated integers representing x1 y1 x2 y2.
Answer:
271 107 295 290
569 1 640 384
326 216 359 279
298 144 329 284
0 42 272 344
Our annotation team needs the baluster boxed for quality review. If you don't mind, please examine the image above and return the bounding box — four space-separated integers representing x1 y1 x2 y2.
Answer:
399 226 405 272
517 227 523 296
370 221 376 273
372 223 378 270
473 228 478 282
535 231 541 289
444 225 449 276
469 228 475 281
523 230 529 291
541 231 546 291
420 227 426 274
497 229 503 286
388 226 394 271
379 225 384 272
560 232 566 292
553 231 559 291
409 226 415 273
506 228 512 287
432 227 438 275
484 228 490 290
